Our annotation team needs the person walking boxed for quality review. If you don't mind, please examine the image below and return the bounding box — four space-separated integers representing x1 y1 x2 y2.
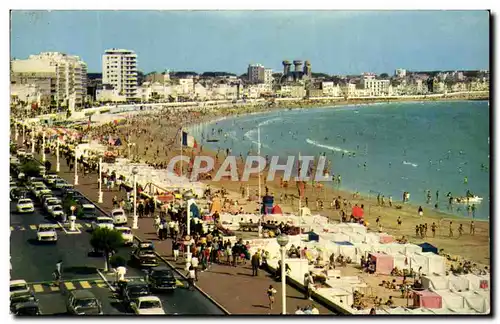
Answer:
458 224 464 238
53 260 63 286
251 251 261 276
267 285 277 310
418 206 423 218
173 241 180 261
187 265 196 291
449 221 454 237
470 221 475 235
431 222 437 237
304 272 313 300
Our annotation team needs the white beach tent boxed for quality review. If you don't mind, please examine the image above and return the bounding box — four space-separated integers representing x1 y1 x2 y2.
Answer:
422 274 450 291
300 207 311 217
435 290 465 310
315 287 353 308
454 291 490 314
448 274 471 292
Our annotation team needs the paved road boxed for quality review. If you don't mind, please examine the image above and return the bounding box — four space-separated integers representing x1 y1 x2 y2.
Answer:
10 164 224 315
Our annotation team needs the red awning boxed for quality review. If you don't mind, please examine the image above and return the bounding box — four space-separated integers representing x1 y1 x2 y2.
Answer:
352 206 364 219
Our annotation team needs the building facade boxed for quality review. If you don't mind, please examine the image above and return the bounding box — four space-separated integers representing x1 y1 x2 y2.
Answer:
102 48 138 100
362 74 390 96
11 52 87 108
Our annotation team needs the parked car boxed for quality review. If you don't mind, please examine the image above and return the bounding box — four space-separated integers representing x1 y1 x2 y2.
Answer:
10 280 31 297
80 204 98 220
91 217 114 231
66 290 103 315
130 242 159 268
49 205 66 221
44 198 60 213
146 267 177 291
10 291 38 314
12 301 40 315
119 282 150 306
130 296 165 315
37 224 58 243
111 208 128 226
52 179 67 189
115 226 134 245
16 198 35 213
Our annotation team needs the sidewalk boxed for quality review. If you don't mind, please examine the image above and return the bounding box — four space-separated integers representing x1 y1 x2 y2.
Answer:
30 147 334 315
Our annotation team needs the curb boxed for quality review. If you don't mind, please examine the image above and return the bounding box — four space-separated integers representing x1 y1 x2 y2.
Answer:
96 268 116 292
132 236 231 315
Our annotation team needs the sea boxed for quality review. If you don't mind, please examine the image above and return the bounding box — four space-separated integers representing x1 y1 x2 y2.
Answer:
187 100 490 220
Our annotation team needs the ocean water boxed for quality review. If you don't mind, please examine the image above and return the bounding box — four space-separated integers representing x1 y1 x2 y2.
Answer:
188 101 490 220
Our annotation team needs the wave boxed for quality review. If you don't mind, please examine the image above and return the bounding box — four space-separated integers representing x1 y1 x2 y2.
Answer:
258 117 282 127
306 138 351 153
243 129 270 149
402 161 418 167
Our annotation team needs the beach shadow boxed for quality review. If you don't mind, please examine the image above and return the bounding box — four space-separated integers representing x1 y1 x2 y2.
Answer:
252 304 269 309
237 272 254 277
287 295 306 300
205 270 234 276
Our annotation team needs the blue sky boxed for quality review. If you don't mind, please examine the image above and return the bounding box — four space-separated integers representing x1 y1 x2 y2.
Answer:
10 10 489 75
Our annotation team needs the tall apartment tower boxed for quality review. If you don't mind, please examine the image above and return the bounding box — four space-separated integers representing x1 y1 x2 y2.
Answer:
102 48 138 99
247 64 265 83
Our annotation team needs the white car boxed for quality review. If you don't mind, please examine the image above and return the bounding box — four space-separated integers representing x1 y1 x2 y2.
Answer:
53 179 67 189
115 226 134 245
16 149 27 157
37 224 58 242
91 217 114 231
44 198 61 213
130 296 165 315
36 189 52 199
44 174 59 185
10 280 31 297
111 208 128 226
49 205 65 220
32 185 47 197
16 198 34 213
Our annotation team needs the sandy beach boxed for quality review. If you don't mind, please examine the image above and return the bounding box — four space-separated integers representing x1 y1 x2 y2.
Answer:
87 95 490 269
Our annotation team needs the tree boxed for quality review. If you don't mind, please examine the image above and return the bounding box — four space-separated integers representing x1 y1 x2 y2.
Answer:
90 228 124 272
21 160 41 177
380 73 389 79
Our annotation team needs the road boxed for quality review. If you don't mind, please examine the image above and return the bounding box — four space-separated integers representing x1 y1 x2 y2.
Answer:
10 172 224 315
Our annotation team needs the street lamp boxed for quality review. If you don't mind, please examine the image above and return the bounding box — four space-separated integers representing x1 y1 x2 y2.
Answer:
31 126 35 154
183 190 194 264
74 148 79 185
276 234 289 315
56 138 60 172
98 157 103 203
132 166 139 229
42 131 46 162
22 122 25 144
14 121 18 141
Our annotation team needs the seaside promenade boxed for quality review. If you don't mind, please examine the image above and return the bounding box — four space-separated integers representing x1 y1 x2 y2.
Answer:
32 148 334 315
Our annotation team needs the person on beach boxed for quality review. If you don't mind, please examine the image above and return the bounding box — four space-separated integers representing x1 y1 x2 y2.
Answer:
470 221 475 235
388 196 393 207
426 190 431 204
418 206 423 218
449 221 454 237
397 216 402 228
267 285 277 310
471 204 476 218
436 190 439 202
458 224 464 238
431 222 437 237
415 225 419 237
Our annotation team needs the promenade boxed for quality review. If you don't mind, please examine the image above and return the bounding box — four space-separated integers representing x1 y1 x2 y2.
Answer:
33 148 334 315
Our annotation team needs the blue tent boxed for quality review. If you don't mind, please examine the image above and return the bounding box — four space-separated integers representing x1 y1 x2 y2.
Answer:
418 242 438 254
306 232 319 241
334 241 354 246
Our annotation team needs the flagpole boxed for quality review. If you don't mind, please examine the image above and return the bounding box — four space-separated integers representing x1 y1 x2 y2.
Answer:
258 125 262 238
298 151 302 237
180 126 183 178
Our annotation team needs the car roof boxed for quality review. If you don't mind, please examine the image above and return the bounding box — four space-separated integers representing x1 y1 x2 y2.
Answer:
112 208 125 213
10 279 28 285
127 282 149 288
115 226 131 230
97 216 113 220
70 290 97 299
137 296 160 302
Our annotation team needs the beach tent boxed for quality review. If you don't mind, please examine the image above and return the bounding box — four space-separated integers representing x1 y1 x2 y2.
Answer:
454 291 490 314
271 205 283 215
413 290 443 308
210 198 221 215
418 242 439 254
422 275 450 291
306 231 320 242
351 206 364 219
314 287 353 308
369 253 394 275
378 233 394 243
435 291 465 310
449 274 471 292
334 241 356 260
190 203 200 219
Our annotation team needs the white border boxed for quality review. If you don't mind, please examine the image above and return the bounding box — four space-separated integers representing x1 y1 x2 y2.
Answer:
2 2 498 324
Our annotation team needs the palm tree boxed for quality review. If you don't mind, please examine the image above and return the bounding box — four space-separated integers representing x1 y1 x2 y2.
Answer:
90 228 124 272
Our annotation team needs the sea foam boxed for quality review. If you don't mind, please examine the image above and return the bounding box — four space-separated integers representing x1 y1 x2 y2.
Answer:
306 138 351 153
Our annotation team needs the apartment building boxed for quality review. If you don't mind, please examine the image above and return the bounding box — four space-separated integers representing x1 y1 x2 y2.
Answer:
102 48 138 99
11 52 87 107
361 74 390 96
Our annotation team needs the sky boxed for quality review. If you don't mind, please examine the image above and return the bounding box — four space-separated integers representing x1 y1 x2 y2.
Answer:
10 10 490 75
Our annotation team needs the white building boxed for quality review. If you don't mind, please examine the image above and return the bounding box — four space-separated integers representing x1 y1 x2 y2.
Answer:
96 87 126 102
10 83 42 105
247 64 266 83
102 48 138 100
11 52 87 108
362 74 390 96
264 69 274 84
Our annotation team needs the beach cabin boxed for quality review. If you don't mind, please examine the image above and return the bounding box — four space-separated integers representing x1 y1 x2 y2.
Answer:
413 290 443 308
418 242 439 254
369 253 394 275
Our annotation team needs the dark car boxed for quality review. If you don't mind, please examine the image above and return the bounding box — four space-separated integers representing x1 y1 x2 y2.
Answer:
10 292 38 313
80 204 98 220
130 242 159 268
66 290 103 315
120 282 151 306
13 301 40 315
147 267 177 291
11 188 28 201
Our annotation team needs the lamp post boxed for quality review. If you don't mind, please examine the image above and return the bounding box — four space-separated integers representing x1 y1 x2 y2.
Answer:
31 126 35 154
132 166 139 229
14 121 18 141
42 131 46 162
183 191 194 264
74 148 79 185
98 157 103 203
56 138 60 172
276 234 289 315
22 123 25 144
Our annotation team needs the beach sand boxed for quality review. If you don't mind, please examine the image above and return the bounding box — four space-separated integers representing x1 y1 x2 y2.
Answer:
92 95 489 268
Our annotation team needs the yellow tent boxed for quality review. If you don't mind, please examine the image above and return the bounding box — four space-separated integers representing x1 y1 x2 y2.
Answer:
210 198 221 215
